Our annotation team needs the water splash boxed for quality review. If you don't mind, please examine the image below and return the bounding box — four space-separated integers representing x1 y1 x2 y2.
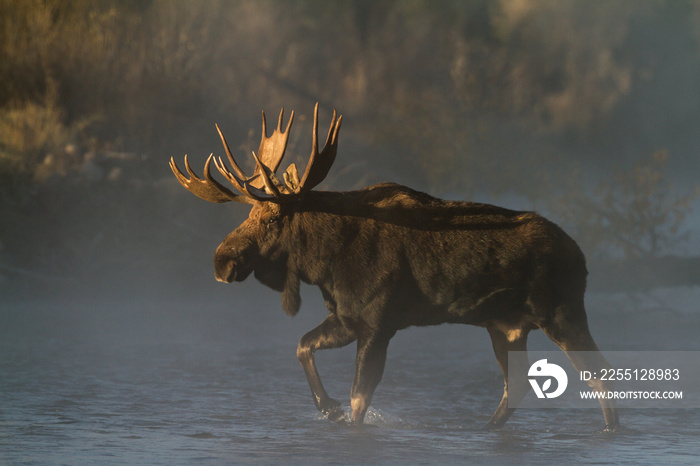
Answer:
315 405 413 429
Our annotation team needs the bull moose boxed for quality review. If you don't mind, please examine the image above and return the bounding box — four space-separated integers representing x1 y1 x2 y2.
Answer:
170 103 619 430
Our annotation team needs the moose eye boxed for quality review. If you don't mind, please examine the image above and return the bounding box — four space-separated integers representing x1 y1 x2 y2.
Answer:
267 216 280 225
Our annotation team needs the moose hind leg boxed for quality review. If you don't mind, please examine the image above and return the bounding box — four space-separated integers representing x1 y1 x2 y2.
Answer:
349 332 394 424
297 314 356 422
540 307 620 431
486 326 530 430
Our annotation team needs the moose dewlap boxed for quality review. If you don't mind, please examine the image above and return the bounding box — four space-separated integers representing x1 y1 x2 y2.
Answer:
170 103 619 430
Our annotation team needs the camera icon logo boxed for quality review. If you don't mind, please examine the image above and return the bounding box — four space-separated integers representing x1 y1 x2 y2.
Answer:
528 359 568 399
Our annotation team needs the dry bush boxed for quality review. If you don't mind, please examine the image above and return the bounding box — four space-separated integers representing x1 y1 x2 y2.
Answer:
547 151 700 262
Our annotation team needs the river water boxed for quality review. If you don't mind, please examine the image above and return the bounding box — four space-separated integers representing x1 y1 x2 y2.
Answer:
2 287 699 464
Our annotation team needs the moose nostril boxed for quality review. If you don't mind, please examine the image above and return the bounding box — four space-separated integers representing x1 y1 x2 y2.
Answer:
214 254 235 282
214 261 235 283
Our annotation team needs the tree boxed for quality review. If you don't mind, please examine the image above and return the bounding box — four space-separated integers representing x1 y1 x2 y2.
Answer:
550 151 700 262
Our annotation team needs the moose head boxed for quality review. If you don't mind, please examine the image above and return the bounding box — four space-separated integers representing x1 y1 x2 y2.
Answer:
170 103 342 315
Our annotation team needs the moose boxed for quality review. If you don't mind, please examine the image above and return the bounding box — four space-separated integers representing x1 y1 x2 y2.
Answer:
170 103 619 430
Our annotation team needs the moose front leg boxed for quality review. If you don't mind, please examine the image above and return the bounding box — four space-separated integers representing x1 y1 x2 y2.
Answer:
297 314 356 422
349 333 394 424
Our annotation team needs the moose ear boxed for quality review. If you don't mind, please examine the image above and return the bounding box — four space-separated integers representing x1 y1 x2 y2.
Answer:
283 163 301 192
281 272 301 317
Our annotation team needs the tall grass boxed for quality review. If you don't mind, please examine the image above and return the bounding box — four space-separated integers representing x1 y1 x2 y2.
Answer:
0 0 239 183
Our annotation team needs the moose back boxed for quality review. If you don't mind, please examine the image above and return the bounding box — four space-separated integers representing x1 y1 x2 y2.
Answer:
170 103 619 430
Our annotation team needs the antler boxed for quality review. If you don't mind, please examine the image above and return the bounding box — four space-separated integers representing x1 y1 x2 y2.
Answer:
255 108 294 178
169 154 253 204
297 102 343 193
170 103 342 204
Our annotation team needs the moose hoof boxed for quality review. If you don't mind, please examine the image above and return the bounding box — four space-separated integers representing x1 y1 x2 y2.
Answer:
601 424 619 433
327 407 346 423
321 399 345 423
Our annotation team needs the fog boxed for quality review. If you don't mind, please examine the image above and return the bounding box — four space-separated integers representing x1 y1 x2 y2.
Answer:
2 0 698 309
1 1 700 463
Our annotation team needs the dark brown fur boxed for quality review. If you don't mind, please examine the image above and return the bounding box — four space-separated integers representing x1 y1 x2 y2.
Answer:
213 182 619 429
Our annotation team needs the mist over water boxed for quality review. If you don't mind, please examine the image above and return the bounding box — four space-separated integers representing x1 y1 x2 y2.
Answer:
3 282 700 464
